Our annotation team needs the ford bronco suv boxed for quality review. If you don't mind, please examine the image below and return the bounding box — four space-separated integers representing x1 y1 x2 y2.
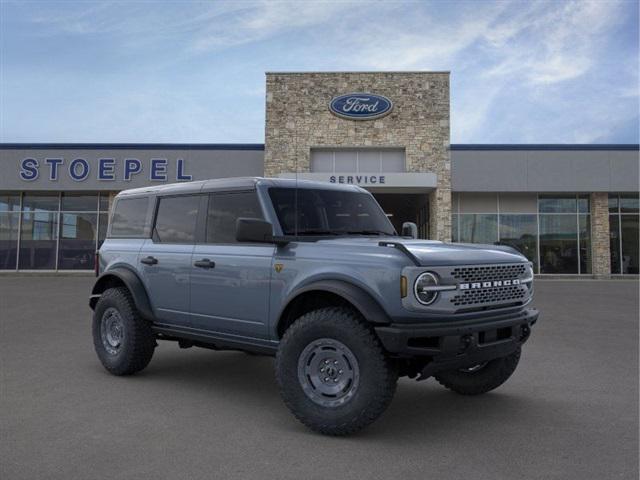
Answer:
90 177 538 435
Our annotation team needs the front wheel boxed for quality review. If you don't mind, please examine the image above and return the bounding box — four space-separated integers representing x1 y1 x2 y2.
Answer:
275 307 398 436
434 348 521 395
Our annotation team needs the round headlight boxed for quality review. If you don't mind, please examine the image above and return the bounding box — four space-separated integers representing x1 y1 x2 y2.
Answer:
414 272 439 305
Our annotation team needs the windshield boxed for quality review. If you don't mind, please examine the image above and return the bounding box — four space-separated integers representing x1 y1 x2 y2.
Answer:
268 188 396 236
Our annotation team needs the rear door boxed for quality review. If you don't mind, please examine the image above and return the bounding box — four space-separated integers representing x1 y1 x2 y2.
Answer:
138 194 202 326
190 190 274 339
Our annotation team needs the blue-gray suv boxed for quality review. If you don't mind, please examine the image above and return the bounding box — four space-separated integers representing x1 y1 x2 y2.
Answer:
90 177 538 435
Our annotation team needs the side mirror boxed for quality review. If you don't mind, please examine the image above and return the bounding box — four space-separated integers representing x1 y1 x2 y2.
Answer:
236 218 274 243
401 222 418 239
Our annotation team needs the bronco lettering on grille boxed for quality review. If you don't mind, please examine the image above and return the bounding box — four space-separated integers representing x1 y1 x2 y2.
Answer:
459 279 521 290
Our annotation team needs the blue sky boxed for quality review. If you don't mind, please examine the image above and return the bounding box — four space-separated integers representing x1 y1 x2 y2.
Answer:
1 0 638 144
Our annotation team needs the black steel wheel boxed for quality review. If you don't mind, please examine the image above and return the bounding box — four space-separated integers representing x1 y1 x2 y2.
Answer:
297 338 360 408
100 307 125 356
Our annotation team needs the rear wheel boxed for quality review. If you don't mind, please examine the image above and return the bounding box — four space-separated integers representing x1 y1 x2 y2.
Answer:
92 287 155 376
275 307 397 436
434 348 521 395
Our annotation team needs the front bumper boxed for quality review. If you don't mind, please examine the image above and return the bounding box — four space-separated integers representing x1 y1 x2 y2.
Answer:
375 308 538 376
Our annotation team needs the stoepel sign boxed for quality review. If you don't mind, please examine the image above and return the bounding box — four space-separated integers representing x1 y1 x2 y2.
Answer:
329 93 393 120
19 157 192 182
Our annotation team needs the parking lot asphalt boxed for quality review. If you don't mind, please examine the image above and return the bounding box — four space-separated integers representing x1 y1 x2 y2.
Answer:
1 276 638 480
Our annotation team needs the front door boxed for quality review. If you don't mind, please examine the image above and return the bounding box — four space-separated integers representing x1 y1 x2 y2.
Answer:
139 194 201 326
190 191 274 339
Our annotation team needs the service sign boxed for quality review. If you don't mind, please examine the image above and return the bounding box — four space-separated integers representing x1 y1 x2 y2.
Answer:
329 93 393 120
278 172 437 191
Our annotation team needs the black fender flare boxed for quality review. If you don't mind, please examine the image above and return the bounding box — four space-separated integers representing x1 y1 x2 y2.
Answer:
279 279 391 328
90 267 154 320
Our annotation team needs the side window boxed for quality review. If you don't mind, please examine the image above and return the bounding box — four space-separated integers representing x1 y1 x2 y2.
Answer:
153 195 200 244
110 197 150 237
206 192 263 244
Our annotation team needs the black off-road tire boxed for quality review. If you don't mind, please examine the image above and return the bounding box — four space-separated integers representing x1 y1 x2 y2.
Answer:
92 287 156 376
434 348 521 395
275 307 398 436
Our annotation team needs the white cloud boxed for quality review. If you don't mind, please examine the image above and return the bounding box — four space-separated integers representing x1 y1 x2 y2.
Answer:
4 0 637 143
333 5 508 70
483 0 623 85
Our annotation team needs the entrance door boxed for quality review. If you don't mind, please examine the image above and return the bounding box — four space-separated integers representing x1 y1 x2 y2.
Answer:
189 191 274 339
373 193 429 239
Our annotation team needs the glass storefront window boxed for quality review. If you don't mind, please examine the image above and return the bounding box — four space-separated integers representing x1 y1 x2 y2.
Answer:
609 194 639 274
620 215 639 274
98 193 111 212
537 195 589 274
538 195 577 213
610 215 621 274
22 193 59 212
579 215 591 274
0 212 19 269
61 193 99 211
1 190 115 270
19 211 58 269
451 214 459 242
499 214 538 271
459 214 498 244
98 213 109 248
578 195 590 214
59 193 103 270
0 192 21 212
539 215 578 274
58 213 98 270
620 194 639 213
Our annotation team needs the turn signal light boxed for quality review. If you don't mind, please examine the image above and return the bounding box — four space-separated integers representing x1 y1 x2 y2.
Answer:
400 276 408 298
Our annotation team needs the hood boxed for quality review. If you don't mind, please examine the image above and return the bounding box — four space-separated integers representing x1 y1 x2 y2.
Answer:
316 237 527 266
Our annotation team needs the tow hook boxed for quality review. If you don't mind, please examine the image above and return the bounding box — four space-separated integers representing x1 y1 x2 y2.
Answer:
520 325 531 341
459 334 473 354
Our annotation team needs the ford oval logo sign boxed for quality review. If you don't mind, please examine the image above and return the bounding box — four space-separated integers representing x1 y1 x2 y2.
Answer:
329 93 393 120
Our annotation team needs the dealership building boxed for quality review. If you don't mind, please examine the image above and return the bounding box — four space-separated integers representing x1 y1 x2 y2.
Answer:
0 72 638 275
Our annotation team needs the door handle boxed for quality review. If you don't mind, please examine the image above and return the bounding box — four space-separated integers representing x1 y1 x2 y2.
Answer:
140 256 158 266
194 258 215 269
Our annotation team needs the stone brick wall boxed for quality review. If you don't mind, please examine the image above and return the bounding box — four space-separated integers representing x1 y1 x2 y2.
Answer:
264 72 451 241
591 192 611 276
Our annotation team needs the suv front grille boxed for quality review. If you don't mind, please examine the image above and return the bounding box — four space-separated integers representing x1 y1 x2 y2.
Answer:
448 263 531 310
450 284 528 307
450 264 527 283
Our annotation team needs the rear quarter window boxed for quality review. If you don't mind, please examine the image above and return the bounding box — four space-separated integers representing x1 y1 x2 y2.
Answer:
109 197 151 238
